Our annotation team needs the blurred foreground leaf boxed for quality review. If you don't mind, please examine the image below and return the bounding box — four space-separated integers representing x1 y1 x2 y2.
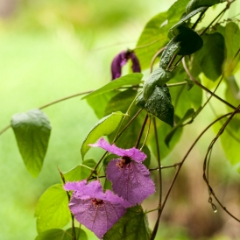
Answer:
11 109 51 177
104 205 151 240
35 184 70 233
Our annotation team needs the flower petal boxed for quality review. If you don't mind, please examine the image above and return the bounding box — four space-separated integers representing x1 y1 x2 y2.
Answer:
111 51 128 80
90 138 146 162
66 180 128 239
129 52 141 72
106 160 155 205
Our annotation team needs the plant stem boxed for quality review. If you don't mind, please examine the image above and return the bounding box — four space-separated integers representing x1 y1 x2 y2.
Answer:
0 124 11 136
182 57 236 110
135 114 148 148
39 90 93 109
58 168 77 240
150 117 162 240
158 112 236 220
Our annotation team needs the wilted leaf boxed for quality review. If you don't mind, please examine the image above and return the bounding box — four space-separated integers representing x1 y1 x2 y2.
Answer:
11 109 51 177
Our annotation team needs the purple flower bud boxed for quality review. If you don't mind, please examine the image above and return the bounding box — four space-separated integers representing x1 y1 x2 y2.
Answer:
111 50 141 80
90 138 155 205
64 180 129 239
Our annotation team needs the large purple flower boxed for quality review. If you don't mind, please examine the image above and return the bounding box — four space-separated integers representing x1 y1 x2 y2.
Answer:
111 50 141 80
90 138 155 205
64 180 129 239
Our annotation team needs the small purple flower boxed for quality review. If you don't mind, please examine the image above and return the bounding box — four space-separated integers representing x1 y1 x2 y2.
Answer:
111 50 141 80
64 180 129 239
90 138 155 205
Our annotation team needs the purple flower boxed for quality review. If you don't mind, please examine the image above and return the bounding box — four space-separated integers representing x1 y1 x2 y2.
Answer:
64 180 129 239
90 138 155 205
111 50 141 80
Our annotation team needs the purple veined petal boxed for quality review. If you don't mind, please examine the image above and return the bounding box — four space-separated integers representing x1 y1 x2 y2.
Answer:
129 52 141 72
66 180 128 239
106 160 155 205
64 180 87 193
90 138 146 162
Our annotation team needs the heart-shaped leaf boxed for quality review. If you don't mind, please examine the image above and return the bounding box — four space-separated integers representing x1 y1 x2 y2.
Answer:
35 184 70 233
11 109 51 177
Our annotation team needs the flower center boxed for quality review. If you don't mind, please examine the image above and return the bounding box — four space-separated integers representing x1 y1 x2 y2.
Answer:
92 198 104 206
116 156 131 169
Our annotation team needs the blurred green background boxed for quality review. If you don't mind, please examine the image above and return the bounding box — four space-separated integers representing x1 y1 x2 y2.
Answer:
0 0 239 239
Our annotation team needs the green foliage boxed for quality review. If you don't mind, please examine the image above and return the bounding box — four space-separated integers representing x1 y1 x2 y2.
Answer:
63 159 96 181
191 32 225 81
83 73 143 100
214 116 240 172
149 118 182 160
11 109 51 177
105 89 145 148
81 112 124 158
186 0 226 14
35 228 88 240
35 184 70 233
170 6 207 33
104 205 151 240
216 22 240 76
135 0 190 69
135 11 168 69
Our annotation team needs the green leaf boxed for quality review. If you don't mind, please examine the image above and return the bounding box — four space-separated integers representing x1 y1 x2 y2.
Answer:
135 11 168 70
104 205 151 240
170 6 207 33
63 159 96 182
87 91 118 119
167 0 190 20
35 184 70 233
191 32 225 81
216 22 240 77
145 85 174 127
83 73 143 99
35 228 88 240
142 145 151 168
81 112 124 158
214 117 240 172
165 108 195 146
149 118 182 160
160 26 203 68
186 0 226 14
11 109 51 177
170 81 202 119
105 89 145 149
143 68 172 100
